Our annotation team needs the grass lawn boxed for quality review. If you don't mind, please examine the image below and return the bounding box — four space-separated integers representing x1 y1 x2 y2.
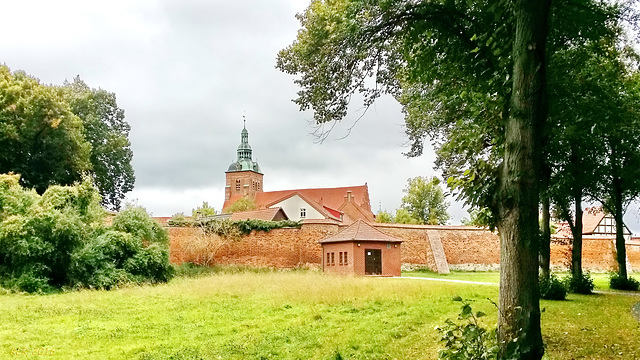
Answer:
1 270 639 359
403 270 640 291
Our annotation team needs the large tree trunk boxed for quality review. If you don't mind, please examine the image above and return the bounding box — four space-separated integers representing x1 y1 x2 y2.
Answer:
497 1 549 359
571 188 583 279
612 177 628 279
539 192 551 280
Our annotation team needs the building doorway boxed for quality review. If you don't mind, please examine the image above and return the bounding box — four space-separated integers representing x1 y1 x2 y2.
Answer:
365 249 382 275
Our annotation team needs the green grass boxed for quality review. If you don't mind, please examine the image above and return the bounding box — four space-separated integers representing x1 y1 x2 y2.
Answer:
403 270 640 292
1 270 639 359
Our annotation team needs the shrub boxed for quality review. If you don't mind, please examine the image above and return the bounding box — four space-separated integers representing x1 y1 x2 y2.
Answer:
111 206 168 244
0 175 173 292
124 244 174 283
609 273 640 291
168 212 194 227
566 272 595 294
539 274 567 300
69 231 140 289
436 299 499 360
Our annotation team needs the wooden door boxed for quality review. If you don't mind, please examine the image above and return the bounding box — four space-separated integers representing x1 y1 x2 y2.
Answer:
365 249 382 275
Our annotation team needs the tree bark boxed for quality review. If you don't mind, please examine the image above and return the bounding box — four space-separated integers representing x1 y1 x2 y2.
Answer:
570 188 583 279
539 192 551 280
497 1 549 359
612 177 628 279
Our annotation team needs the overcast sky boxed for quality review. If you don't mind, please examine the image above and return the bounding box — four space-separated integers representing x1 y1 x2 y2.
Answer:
1 0 639 233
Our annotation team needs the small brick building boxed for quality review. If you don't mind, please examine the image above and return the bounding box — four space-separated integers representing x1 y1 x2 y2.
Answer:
319 220 403 276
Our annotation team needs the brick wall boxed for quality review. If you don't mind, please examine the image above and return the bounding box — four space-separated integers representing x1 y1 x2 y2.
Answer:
168 222 640 272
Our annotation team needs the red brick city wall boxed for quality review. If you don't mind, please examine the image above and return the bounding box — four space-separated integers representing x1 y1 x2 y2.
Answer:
168 222 640 272
627 244 640 272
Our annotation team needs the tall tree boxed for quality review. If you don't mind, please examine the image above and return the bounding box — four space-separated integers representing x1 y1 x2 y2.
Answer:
277 1 549 357
401 176 450 225
62 77 135 211
277 1 629 357
588 47 640 280
0 66 91 193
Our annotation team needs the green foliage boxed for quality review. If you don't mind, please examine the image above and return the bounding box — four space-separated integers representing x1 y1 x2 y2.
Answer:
123 243 174 283
62 76 135 211
609 273 640 291
0 175 172 292
111 206 168 245
375 210 393 223
168 212 194 227
401 176 451 225
461 208 494 228
0 66 133 209
233 219 302 235
224 196 257 213
192 201 216 219
436 299 499 360
539 273 567 300
393 208 421 225
196 218 302 238
566 272 595 294
0 65 92 194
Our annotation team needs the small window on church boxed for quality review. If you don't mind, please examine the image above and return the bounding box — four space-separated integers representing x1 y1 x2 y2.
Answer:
253 181 256 191
300 208 306 218
257 182 260 191
235 179 240 192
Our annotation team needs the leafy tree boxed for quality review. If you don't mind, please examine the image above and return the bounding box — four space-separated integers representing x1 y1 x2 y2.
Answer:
62 76 135 211
0 66 92 193
587 49 640 281
192 201 217 219
224 196 257 213
375 210 393 223
400 176 450 225
461 208 493 228
277 0 601 356
392 208 420 224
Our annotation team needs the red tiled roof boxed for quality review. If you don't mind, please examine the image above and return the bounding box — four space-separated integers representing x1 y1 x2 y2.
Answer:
319 219 403 244
582 207 606 234
229 208 288 221
553 206 628 238
323 206 343 219
222 184 373 219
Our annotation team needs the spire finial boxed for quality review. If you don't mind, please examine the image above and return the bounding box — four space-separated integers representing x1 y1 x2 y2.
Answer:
243 112 246 129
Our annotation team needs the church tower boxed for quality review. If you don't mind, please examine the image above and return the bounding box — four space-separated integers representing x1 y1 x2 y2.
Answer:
225 121 263 201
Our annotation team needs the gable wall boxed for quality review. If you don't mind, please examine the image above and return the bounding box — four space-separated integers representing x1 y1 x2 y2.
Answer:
271 195 326 221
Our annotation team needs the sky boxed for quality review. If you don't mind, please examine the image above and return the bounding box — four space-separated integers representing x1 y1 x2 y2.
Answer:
1 0 639 233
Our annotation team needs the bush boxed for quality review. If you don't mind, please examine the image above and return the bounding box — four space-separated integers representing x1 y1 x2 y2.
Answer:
566 272 595 294
436 299 499 360
539 274 567 300
609 273 640 291
69 231 140 289
0 176 174 292
111 206 168 244
124 244 174 283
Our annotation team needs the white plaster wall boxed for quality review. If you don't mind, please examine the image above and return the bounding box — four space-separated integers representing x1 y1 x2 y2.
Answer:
271 195 324 221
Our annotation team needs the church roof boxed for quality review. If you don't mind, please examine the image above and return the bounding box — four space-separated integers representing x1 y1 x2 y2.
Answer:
222 184 373 217
228 121 260 173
